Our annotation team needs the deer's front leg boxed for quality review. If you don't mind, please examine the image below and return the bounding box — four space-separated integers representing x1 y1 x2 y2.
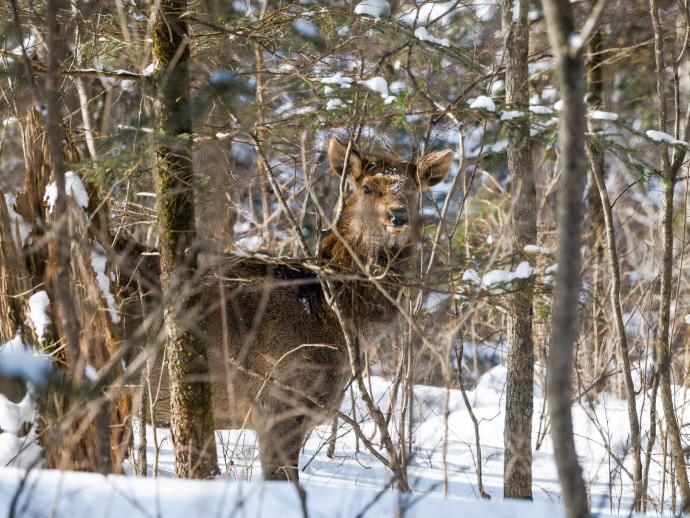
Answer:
257 412 305 482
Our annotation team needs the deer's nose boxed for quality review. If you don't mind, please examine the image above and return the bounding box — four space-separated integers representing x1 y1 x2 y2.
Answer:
389 209 409 227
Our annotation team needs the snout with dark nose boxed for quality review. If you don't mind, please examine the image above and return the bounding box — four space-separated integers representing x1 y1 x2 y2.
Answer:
388 208 409 227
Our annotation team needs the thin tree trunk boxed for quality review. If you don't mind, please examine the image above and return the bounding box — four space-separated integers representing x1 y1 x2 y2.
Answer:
587 144 642 510
540 0 591 516
152 0 219 479
502 0 535 499
650 0 690 510
45 0 83 383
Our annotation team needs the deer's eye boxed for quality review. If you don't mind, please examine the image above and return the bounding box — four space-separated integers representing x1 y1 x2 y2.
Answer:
365 162 377 173
363 185 372 195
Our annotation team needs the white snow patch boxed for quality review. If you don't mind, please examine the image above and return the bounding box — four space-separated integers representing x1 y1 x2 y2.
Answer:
588 110 618 121
142 63 154 76
44 172 89 214
553 100 563 111
28 291 50 344
359 76 389 97
3 194 32 248
326 99 343 110
0 335 52 386
293 19 318 38
354 0 391 18
320 72 353 89
414 27 450 47
90 242 121 324
461 269 481 285
529 105 553 115
469 95 496 112
646 130 687 146
500 110 523 121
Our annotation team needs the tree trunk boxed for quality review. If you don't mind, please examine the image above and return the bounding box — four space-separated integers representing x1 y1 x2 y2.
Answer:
649 0 690 510
152 0 219 479
540 0 591 516
502 0 535 499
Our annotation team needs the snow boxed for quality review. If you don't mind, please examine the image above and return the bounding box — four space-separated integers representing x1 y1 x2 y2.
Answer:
215 132 230 138
462 268 481 285
0 368 670 516
293 19 318 38
354 0 391 18
414 27 450 47
399 2 456 25
326 99 343 110
685 314 690 325
479 261 537 293
500 110 523 121
553 100 563 111
0 335 52 386
90 242 121 324
568 32 583 50
0 395 42 469
28 291 51 344
524 244 551 254
469 95 496 112
3 194 32 248
529 105 553 115
320 72 353 88
234 235 264 253
645 130 688 146
142 63 154 76
44 172 89 214
588 110 618 121
359 76 389 97
209 69 235 87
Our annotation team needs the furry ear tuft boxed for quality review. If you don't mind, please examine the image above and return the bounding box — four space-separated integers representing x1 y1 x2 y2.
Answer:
328 138 363 181
415 149 454 188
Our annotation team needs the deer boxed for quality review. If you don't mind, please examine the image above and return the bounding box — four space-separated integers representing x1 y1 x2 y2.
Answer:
145 138 453 482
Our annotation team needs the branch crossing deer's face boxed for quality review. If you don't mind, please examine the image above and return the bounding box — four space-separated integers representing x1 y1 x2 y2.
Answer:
328 138 454 250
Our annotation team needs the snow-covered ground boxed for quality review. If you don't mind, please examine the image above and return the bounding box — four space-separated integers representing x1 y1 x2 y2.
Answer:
0 367 682 517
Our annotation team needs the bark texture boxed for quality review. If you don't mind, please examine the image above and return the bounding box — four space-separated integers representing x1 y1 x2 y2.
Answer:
152 0 219 479
649 0 690 510
502 0 535 499
540 0 590 516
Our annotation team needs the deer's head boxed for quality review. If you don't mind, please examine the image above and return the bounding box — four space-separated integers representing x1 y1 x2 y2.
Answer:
328 138 453 251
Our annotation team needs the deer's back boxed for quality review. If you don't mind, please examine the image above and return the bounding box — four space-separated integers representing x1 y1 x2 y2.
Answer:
148 258 349 430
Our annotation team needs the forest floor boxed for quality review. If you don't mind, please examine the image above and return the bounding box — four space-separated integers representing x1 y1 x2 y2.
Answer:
0 366 678 517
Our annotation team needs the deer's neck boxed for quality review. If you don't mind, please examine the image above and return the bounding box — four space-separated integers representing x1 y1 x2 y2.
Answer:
319 207 412 342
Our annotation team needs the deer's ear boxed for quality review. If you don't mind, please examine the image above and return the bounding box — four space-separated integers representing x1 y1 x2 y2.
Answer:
415 149 454 188
328 138 363 181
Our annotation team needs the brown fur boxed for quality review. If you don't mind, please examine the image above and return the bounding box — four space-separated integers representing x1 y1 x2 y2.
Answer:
145 139 453 481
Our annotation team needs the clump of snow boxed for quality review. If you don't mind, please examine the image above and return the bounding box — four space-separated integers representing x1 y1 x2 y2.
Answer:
233 221 251 233
524 244 551 254
44 172 89 214
234 235 264 253
553 100 563 111
84 364 98 382
461 269 481 285
486 234 494 245
209 69 235 87
568 32 583 49
320 72 353 89
389 81 408 95
3 194 32 248
529 105 553 115
491 140 508 153
215 132 230 138
0 335 52 386
326 99 343 110
293 19 318 38
90 242 121 324
414 27 450 47
588 110 618 121
500 110 523 121
469 95 496 112
646 130 688 147
478 261 538 293
28 291 51 344
685 314 690 325
359 76 389 97
354 0 391 18
142 63 154 76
